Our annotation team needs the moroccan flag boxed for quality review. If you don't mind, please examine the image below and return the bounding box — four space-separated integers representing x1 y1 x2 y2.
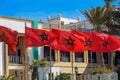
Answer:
50 28 84 52
0 25 18 53
72 30 93 50
25 27 54 47
108 35 120 52
116 48 120 52
91 32 120 52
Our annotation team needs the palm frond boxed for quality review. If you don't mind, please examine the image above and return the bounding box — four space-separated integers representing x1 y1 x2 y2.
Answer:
6 75 14 80
81 6 114 32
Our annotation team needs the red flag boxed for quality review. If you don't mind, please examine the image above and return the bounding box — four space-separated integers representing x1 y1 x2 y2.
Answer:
116 48 120 52
72 30 92 50
0 25 18 53
25 27 54 47
91 32 120 52
50 28 84 52
108 35 120 52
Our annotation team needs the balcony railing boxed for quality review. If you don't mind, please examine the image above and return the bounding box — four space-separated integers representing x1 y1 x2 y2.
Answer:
60 57 70 62
104 60 108 64
117 59 120 64
88 59 97 63
44 56 55 61
9 56 22 64
75 58 84 62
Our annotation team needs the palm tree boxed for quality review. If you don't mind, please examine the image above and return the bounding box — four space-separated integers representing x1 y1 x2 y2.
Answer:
0 75 14 80
81 6 113 66
105 7 120 69
103 1 120 69
106 8 120 35
104 0 116 7
29 58 49 80
54 73 71 80
81 6 113 32
38 58 49 80
29 59 39 80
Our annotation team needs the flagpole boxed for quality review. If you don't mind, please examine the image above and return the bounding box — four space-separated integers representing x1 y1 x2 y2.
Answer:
101 52 105 67
25 22 29 80
90 50 93 65
49 24 52 80
47 16 52 80
90 50 94 76
72 53 74 80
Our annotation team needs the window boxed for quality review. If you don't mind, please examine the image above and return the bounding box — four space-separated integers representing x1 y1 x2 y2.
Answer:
9 49 22 64
103 52 108 64
60 51 70 62
44 46 55 61
88 50 97 63
115 51 120 65
75 52 84 62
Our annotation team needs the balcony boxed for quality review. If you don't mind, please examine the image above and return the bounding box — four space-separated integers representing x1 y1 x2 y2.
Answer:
44 56 55 61
60 57 70 62
9 56 22 64
75 58 84 62
117 59 120 64
88 59 97 63
104 60 108 64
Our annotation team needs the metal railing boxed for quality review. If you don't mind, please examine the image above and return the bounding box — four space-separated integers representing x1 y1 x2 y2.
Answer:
117 59 120 64
88 59 97 63
60 57 70 62
45 56 55 61
9 56 22 64
75 58 84 62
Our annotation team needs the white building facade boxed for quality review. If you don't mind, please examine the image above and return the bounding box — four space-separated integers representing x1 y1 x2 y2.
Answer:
0 15 120 80
0 16 61 80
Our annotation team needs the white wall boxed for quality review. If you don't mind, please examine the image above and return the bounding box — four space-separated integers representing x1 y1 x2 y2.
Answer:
0 18 43 33
80 21 94 29
0 19 26 33
8 66 25 70
49 17 78 25
61 17 78 25
49 19 59 28
28 48 34 65
0 18 44 79
0 42 4 75
49 19 59 25
49 17 94 30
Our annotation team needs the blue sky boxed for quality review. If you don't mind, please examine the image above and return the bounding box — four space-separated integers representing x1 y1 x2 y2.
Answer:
0 0 119 22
